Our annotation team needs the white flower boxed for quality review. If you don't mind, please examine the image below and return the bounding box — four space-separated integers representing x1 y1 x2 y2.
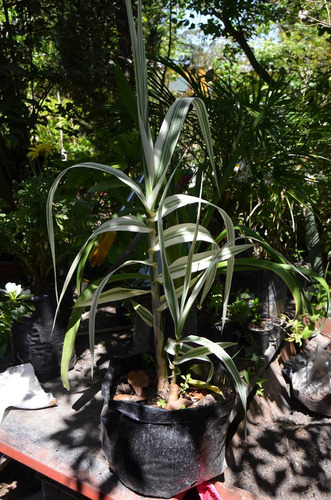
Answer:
5 282 22 295
264 172 273 186
234 160 251 182
298 10 308 20
305 174 316 185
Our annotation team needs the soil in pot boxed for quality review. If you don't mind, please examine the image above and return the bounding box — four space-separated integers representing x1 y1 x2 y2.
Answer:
100 356 236 498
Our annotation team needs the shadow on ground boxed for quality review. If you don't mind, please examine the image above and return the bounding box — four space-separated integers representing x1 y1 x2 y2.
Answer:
231 415 330 499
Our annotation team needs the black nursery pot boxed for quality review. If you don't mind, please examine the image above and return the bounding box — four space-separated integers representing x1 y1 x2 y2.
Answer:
11 293 74 381
248 320 275 355
100 358 235 498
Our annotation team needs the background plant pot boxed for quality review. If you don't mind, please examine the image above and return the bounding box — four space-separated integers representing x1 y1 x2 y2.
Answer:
248 320 275 354
100 359 235 498
11 292 75 381
231 270 288 319
260 270 288 319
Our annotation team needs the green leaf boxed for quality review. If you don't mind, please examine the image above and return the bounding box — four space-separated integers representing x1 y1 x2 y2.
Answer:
218 258 310 316
88 259 156 374
171 335 246 412
47 163 147 302
114 66 139 126
153 223 215 250
77 287 150 307
125 0 154 191
132 301 153 326
157 245 252 283
61 306 85 390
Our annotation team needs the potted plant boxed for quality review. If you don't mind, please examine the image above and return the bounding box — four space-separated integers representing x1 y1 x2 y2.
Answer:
46 1 251 496
0 282 35 359
226 288 277 354
0 161 103 379
46 1 328 497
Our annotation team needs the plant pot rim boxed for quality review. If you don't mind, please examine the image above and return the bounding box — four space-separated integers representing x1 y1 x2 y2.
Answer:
105 396 235 425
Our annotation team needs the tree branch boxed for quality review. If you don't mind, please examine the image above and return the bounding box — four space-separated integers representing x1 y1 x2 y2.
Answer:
210 7 274 86
222 16 273 85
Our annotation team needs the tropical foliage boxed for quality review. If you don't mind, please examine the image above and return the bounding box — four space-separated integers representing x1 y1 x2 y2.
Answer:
1 0 329 388
47 0 255 410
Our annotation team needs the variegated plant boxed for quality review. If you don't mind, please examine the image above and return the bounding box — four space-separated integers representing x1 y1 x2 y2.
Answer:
47 0 253 410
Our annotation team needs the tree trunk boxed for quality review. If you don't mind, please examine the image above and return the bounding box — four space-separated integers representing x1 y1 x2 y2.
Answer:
210 6 274 86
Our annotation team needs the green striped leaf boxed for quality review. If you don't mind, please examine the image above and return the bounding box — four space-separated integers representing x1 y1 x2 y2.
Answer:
47 162 147 302
156 245 252 283
175 335 246 412
76 287 150 308
88 259 155 373
153 223 215 250
61 305 85 390
133 301 154 327
125 0 154 191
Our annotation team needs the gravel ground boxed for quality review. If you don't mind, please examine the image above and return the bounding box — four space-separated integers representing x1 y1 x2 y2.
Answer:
226 410 330 499
225 336 331 500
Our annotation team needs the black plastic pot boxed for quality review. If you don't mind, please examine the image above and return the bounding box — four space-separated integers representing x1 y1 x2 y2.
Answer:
231 270 288 320
100 359 235 498
11 293 75 381
260 270 288 319
247 318 277 354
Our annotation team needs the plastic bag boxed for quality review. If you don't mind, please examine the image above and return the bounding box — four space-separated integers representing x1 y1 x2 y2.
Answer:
283 346 331 416
0 363 57 423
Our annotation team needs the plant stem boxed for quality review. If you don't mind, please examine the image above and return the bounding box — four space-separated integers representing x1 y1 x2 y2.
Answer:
147 214 169 393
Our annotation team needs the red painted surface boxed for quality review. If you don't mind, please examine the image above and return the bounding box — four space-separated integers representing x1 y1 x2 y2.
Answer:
321 318 331 338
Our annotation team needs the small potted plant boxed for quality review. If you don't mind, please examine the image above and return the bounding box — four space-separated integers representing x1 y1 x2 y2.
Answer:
0 282 34 359
226 288 276 354
282 281 329 346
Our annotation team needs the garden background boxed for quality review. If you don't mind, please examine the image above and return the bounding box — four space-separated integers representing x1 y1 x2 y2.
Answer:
0 0 330 304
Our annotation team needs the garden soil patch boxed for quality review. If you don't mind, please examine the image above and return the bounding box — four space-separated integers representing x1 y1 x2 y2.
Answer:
226 410 330 499
225 338 331 500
